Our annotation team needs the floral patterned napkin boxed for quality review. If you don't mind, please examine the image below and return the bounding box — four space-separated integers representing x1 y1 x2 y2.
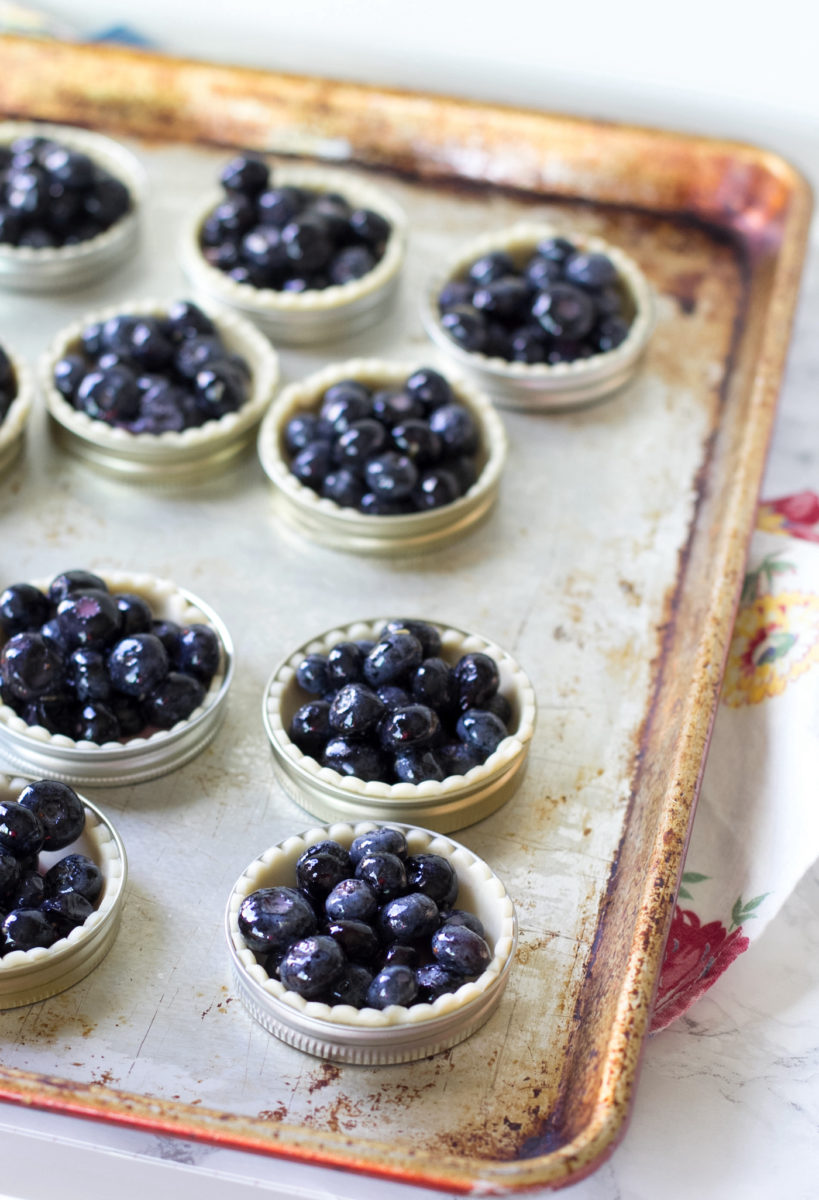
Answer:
651 491 819 1030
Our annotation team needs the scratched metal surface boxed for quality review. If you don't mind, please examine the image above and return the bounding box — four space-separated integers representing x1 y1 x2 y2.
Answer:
0 133 741 1148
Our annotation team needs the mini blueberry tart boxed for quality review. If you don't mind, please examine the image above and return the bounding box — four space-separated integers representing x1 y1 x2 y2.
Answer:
0 774 127 1008
0 121 145 292
422 222 654 410
257 359 506 554
226 820 517 1063
0 570 233 785
0 344 34 474
41 298 279 479
180 160 407 344
263 618 536 832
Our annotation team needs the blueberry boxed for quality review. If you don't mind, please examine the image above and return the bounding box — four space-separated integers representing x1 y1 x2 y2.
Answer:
412 467 461 510
329 245 376 285
48 571 108 605
23 695 79 738
428 403 479 456
327 963 374 1008
404 367 453 412
322 737 390 782
173 625 220 684
150 619 181 655
219 153 270 196
366 964 418 1009
108 634 168 699
333 418 388 469
0 207 23 245
431 923 492 976
68 648 111 703
456 708 508 758
453 652 500 710
11 870 44 910
281 215 333 272
114 594 153 637
296 654 329 696
321 468 365 508
563 251 618 290
1 909 58 953
0 800 43 859
467 252 516 287
378 892 439 943
391 419 442 466
328 682 385 737
279 934 345 998
472 276 531 320
0 849 21 905
291 439 332 490
363 632 423 687
296 844 352 900
536 236 575 263
440 305 488 353
359 493 413 516
241 225 288 276
324 919 380 966
238 886 317 954
320 381 373 432
44 853 102 903
109 693 144 737
326 641 365 688
0 632 65 701
437 280 474 313
194 362 247 419
143 672 205 728
284 413 328 455
441 909 486 938
410 657 454 711
348 207 390 249
416 962 462 1001
595 316 630 352
484 692 512 725
83 175 130 227
354 851 407 901
393 747 446 783
164 300 216 341
371 390 425 427
379 620 441 658
510 324 550 364
381 943 418 969
257 186 306 228
41 892 94 937
524 255 563 289
75 701 120 743
7 167 49 218
75 366 141 424
532 283 596 340
376 684 411 711
175 335 228 379
365 452 419 501
53 354 88 401
379 704 440 752
349 827 407 864
0 583 50 636
405 854 458 907
325 877 378 923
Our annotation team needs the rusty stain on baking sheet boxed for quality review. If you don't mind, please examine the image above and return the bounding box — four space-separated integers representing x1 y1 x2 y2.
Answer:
0 34 811 1197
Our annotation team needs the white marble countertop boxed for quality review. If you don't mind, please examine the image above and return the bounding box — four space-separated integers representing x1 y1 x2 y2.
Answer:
1 6 819 1196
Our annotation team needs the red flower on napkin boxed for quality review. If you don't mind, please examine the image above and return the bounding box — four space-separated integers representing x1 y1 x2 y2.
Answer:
650 907 749 1032
758 491 819 542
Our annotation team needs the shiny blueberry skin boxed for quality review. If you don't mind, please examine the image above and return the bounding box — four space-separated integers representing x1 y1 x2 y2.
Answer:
165 300 216 341
333 418 388 468
75 365 141 423
354 851 407 901
289 700 331 758
324 877 379 925
220 153 270 196
75 701 120 743
322 737 390 782
378 892 439 944
324 918 380 966
406 854 458 908
379 620 441 659
510 324 549 363
0 632 65 701
0 583 50 636
472 275 531 320
371 390 425 427
44 853 102 903
326 641 365 688
404 367 453 412
393 747 446 784
48 570 107 605
0 848 21 905
413 467 461 510
257 186 305 227
321 389 375 436
431 923 492 976
296 844 352 901
284 413 327 455
391 419 442 467
291 440 332 490
453 652 500 710
428 403 479 456
363 632 424 688
238 886 317 954
366 964 418 1009
143 672 205 728
484 692 513 725
410 657 454 711
16 780 84 852
379 704 440 752
536 236 576 263
416 962 463 1001
296 654 329 696
41 892 94 937
327 963 374 1008
279 934 345 999
329 245 376 284
348 207 390 249
328 682 385 737
322 468 365 507
441 909 486 939
440 305 487 353
563 251 618 290
467 251 516 287
108 633 168 699
349 827 407 865
114 594 153 636
11 869 44 910
376 684 411 711
173 624 220 684
2 909 58 953
532 283 596 340
0 801 44 859
194 361 247 419
456 708 508 758
56 589 121 651
364 451 418 500
67 648 111 703
596 316 630 351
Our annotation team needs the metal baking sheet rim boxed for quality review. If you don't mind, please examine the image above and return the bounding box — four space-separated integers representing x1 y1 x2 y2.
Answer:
0 34 812 1196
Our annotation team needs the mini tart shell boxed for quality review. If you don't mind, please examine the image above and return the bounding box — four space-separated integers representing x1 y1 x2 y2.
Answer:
226 820 517 1064
180 166 407 345
421 221 655 411
0 350 34 474
263 618 536 833
0 121 146 293
40 298 280 480
0 571 234 786
0 773 127 1008
257 358 507 556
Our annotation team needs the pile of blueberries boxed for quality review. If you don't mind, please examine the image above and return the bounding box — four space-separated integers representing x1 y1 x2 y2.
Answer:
0 568 221 742
284 367 480 514
239 826 494 1009
52 300 252 435
0 779 102 955
0 134 131 250
200 153 391 291
0 345 17 425
437 235 633 365
288 619 511 785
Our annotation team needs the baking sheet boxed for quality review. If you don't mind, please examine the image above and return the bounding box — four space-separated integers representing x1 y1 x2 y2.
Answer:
0 37 810 1195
